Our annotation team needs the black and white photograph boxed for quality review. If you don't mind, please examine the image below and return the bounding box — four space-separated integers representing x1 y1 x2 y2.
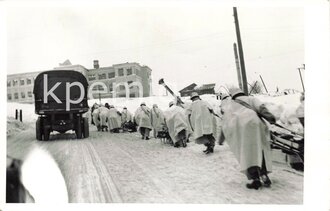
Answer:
1 0 330 210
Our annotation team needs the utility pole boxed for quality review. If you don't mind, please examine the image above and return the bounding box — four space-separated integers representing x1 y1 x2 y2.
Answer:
298 64 305 92
259 75 268 93
233 7 248 95
233 43 243 90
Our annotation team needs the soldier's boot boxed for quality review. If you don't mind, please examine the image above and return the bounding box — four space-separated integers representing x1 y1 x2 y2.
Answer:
246 167 262 190
261 175 272 187
205 136 215 154
203 143 210 153
204 146 214 154
182 139 187 148
246 179 262 190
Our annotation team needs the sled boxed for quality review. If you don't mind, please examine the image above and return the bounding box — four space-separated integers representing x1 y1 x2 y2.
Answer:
157 128 172 144
122 121 137 133
270 125 304 171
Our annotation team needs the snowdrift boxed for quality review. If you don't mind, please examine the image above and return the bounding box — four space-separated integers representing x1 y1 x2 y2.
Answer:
7 117 30 137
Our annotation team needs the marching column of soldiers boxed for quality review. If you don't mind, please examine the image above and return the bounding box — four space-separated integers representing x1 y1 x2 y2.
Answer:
90 88 304 190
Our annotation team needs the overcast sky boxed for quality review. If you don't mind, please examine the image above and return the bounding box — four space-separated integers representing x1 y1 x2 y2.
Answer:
6 4 304 94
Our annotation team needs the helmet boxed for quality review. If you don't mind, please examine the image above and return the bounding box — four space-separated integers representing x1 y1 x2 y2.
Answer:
220 92 230 100
140 102 146 106
190 92 200 100
229 87 244 98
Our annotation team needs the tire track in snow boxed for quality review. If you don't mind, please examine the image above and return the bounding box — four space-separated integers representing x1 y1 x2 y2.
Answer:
35 138 122 203
83 141 123 203
78 142 105 202
106 134 185 203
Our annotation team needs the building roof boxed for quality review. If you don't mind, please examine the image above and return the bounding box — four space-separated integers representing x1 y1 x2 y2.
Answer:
54 64 89 71
179 83 215 93
7 70 43 78
112 62 140 67
90 62 152 72
195 83 216 91
179 83 197 93
59 59 72 66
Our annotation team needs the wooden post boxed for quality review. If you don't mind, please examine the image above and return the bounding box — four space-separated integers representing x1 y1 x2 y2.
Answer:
233 7 248 95
233 43 243 90
19 110 22 122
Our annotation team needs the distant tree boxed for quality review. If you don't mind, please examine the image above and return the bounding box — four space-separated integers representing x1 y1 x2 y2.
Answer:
249 80 263 94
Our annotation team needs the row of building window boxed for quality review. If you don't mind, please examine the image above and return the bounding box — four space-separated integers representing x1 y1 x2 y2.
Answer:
91 81 135 92
88 68 134 81
8 67 137 87
7 78 34 87
8 91 33 100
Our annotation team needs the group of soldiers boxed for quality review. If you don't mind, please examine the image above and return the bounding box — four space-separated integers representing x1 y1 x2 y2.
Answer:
90 87 305 190
91 103 135 133
90 101 189 147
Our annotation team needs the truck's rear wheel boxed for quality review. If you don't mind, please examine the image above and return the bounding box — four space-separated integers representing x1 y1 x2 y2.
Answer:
76 116 83 139
82 117 89 138
43 127 50 141
36 117 43 141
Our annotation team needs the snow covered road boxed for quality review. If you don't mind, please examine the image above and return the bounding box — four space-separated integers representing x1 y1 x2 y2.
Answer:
7 123 303 204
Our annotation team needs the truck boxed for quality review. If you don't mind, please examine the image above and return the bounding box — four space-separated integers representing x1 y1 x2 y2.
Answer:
33 70 89 141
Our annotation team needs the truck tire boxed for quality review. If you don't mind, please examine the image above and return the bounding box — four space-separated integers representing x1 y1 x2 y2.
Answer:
36 117 43 141
75 116 83 139
83 117 89 138
43 127 50 141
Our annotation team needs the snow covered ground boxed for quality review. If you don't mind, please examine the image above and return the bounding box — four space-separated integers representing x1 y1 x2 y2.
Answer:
7 121 303 204
6 93 304 204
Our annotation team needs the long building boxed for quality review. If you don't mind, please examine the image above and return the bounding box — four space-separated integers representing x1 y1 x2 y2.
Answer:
7 71 40 103
7 60 152 103
87 60 152 99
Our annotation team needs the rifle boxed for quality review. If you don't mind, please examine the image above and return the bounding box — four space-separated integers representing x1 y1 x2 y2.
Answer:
158 78 185 105
158 78 221 119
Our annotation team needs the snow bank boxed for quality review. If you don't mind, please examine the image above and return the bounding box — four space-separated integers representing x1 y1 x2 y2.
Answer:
255 93 301 118
255 93 303 133
7 117 30 137
7 103 38 122
255 93 301 107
